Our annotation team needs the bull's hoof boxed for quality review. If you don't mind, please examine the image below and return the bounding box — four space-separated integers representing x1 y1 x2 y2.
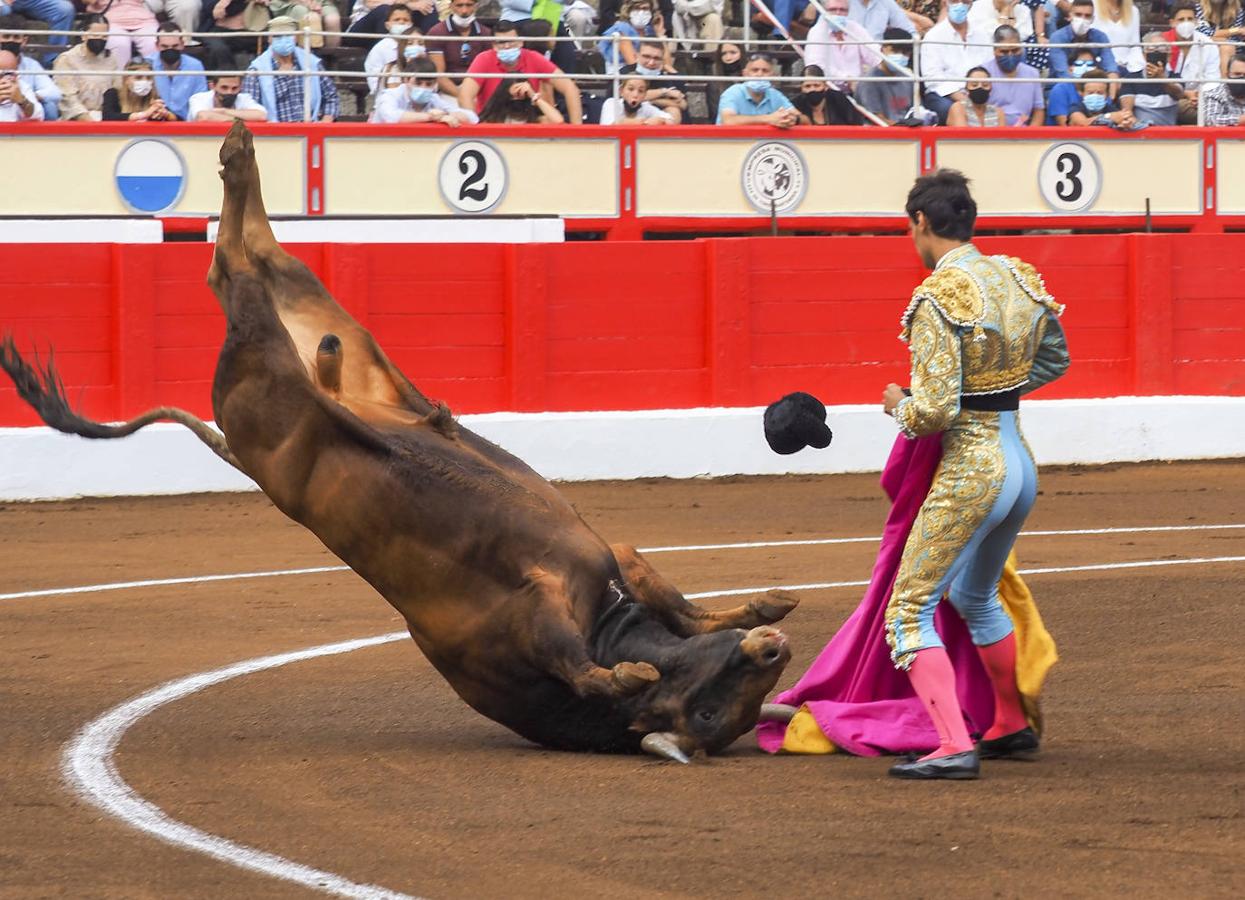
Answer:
218 121 255 183
612 661 660 693
749 589 800 624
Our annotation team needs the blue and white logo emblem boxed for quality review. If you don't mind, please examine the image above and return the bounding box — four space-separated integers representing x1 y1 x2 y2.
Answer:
114 138 187 214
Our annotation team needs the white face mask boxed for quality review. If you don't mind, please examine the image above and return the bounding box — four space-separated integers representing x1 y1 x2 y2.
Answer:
629 9 652 27
1071 16 1092 36
130 78 153 96
450 12 475 27
388 23 411 35
1174 20 1196 39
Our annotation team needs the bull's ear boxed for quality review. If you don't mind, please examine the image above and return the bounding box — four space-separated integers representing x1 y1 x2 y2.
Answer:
628 700 677 733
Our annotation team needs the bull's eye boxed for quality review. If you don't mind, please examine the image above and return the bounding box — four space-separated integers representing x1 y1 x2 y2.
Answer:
696 709 716 723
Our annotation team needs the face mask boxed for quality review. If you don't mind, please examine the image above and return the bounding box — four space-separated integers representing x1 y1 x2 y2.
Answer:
388 23 410 35
1174 21 1195 39
85 37 107 55
803 89 827 105
1071 59 1092 76
967 86 990 105
1229 79 1245 98
629 10 652 27
159 47 181 65
271 35 297 56
450 13 475 27
403 42 426 59
1082 92 1107 111
218 91 238 108
1071 17 1091 37
497 46 521 65
886 53 909 70
948 2 970 24
998 54 1021 73
407 85 435 105
744 78 771 94
130 78 153 96
721 59 742 75
0 41 21 55
827 13 848 30
635 63 661 75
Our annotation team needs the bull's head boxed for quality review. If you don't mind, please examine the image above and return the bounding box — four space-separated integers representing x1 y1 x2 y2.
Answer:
626 625 791 763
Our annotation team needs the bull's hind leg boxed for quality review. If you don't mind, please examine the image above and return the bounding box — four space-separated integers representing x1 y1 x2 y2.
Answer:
209 121 261 299
611 544 799 638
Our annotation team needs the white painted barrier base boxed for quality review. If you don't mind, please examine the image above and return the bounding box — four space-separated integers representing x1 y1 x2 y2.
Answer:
1 396 1243 501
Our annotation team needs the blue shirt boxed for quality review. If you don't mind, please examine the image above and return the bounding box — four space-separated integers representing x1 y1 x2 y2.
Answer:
598 22 655 70
715 83 795 123
1047 26 1118 78
848 0 913 39
148 53 207 121
1046 81 1082 120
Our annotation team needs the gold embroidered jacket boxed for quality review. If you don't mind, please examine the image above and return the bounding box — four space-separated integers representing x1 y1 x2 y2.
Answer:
895 244 1069 438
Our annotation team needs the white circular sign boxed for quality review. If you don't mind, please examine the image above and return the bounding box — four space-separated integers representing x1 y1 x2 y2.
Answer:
1037 142 1102 214
438 140 507 214
741 141 808 214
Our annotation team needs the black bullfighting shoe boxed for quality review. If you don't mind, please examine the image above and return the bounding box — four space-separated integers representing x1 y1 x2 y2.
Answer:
888 749 980 780
977 727 1040 760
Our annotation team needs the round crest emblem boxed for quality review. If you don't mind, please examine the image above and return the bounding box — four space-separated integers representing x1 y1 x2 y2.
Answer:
741 141 807 214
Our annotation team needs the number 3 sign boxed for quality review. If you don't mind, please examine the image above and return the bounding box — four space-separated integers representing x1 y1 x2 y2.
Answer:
1037 142 1102 214
438 140 508 214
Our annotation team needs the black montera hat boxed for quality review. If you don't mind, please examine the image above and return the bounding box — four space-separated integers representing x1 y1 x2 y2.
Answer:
763 391 833 455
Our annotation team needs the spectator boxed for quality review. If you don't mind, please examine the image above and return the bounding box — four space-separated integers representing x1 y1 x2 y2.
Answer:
620 39 685 122
500 0 579 72
459 20 582 122
189 73 269 119
600 74 676 122
1193 0 1243 74
1090 0 1143 75
265 0 344 49
983 24 1044 124
671 0 724 52
919 0 995 123
348 0 438 48
1120 31 1181 125
804 0 884 91
896 0 937 33
370 55 478 122
2 0 74 60
144 0 203 35
1048 0 1119 81
101 59 178 120
856 26 915 123
1066 66 1141 126
715 51 799 125
599 0 664 72
243 16 341 121
970 0 1046 70
705 30 742 121
0 48 41 120
1165 0 1220 123
946 64 1007 124
0 14 60 120
1203 53 1245 123
364 7 422 91
1046 45 1098 122
478 76 564 121
372 28 427 91
564 1 597 48
83 0 160 61
199 0 253 73
792 63 865 123
849 0 914 41
426 0 493 98
52 15 120 122
149 24 207 122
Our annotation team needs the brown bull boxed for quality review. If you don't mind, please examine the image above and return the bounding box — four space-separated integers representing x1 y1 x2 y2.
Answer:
0 122 798 761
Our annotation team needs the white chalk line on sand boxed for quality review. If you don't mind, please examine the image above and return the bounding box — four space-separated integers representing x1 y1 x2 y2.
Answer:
7 522 1245 603
63 550 1245 900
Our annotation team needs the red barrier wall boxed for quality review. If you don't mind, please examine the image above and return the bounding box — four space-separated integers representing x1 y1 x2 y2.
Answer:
2 233 1243 428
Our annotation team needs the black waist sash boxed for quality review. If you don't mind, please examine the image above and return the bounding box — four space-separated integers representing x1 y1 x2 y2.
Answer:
961 389 1021 412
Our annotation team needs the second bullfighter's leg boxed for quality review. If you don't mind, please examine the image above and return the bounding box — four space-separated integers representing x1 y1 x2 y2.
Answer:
611 544 798 637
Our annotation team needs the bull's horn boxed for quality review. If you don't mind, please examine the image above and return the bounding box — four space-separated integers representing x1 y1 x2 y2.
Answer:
641 732 691 765
757 703 799 724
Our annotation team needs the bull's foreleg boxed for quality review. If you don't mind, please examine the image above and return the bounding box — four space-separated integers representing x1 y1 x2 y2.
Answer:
209 121 258 294
611 544 798 637
527 570 660 699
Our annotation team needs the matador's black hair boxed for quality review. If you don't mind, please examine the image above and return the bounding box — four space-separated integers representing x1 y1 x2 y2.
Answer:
905 169 977 241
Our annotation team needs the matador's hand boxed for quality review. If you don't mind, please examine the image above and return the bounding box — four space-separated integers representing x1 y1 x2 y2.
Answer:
882 383 906 416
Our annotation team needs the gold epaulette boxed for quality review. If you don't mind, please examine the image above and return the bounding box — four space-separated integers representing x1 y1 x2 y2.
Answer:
899 266 984 342
999 256 1065 316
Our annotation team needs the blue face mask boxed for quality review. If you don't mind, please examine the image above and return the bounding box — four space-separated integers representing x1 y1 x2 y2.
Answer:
271 35 296 56
1082 92 1107 112
827 13 849 31
886 53 910 70
997 53 1022 73
744 78 771 94
948 2 970 24
497 46 521 65
635 63 662 76
408 85 435 106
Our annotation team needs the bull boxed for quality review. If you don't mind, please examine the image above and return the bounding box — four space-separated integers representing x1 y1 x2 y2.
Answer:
1 123 798 762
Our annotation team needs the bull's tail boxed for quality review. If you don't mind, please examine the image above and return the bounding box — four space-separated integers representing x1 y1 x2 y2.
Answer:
0 334 243 473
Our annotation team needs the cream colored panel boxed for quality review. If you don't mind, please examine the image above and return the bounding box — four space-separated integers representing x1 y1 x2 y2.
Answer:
635 139 919 216
936 140 1202 215
0 135 303 216
323 137 618 217
1217 140 1245 215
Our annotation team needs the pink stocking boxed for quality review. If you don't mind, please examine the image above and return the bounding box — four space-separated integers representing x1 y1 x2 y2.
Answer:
976 632 1028 740
907 647 974 760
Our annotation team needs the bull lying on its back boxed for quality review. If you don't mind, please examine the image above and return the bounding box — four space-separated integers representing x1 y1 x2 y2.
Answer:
1 123 798 761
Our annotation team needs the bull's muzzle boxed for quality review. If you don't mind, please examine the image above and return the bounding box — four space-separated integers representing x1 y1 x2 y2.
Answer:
739 626 790 668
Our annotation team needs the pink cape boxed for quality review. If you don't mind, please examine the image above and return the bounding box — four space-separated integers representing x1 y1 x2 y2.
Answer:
756 434 996 756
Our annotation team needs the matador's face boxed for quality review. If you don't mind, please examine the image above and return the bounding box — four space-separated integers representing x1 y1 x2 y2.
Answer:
910 212 937 269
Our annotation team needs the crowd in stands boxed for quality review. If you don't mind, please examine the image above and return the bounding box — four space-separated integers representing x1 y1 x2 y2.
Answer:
0 0 1243 125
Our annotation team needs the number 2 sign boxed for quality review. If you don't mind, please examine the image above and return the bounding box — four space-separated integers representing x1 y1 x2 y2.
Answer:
1037 142 1102 214
438 140 508 214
